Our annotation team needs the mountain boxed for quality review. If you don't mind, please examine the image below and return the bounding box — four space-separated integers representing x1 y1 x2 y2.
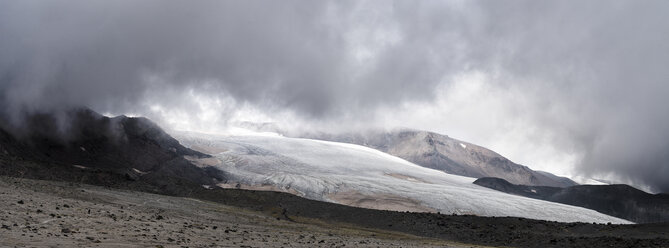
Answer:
535 170 581 186
175 131 628 224
299 129 577 187
2 110 668 247
0 109 224 194
474 177 669 223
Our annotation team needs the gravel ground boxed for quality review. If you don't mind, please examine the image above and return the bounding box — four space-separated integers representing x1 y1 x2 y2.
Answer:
0 176 476 248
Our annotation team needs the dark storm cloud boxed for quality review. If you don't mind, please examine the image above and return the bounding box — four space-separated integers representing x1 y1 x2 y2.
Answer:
1 0 668 192
0 1 466 119
469 1 669 192
0 1 344 117
472 1 669 192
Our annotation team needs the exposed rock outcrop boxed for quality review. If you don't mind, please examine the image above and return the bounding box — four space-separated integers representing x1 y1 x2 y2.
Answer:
474 177 669 223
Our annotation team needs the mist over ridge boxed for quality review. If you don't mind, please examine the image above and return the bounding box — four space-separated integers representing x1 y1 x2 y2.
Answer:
1 0 669 192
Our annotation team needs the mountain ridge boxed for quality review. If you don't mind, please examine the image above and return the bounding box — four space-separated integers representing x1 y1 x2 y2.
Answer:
174 131 628 224
0 108 224 194
296 128 577 187
474 177 669 223
1 109 668 247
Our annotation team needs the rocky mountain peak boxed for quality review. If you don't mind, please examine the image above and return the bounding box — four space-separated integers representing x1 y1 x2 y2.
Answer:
0 108 224 194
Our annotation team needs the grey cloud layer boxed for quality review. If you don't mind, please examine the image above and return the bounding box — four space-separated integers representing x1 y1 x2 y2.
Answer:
1 0 668 192
475 1 669 192
1 1 343 116
0 1 467 118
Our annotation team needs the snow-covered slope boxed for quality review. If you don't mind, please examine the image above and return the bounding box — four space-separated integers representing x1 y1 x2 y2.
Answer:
300 129 577 187
175 132 630 224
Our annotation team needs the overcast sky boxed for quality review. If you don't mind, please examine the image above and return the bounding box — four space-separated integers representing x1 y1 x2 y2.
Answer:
1 0 668 192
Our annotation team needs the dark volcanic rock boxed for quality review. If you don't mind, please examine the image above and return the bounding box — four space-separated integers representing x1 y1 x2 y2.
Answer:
474 177 669 223
0 108 224 195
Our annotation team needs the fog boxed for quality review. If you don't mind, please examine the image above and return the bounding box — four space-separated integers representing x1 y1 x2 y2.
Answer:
1 1 668 192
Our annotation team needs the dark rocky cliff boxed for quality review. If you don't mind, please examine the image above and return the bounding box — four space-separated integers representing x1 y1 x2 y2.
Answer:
474 177 669 223
0 109 224 194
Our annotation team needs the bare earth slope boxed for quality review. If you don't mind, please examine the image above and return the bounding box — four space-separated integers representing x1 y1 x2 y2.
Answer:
2 176 669 248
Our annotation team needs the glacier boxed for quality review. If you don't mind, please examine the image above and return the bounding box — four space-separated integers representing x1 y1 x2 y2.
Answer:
175 131 631 224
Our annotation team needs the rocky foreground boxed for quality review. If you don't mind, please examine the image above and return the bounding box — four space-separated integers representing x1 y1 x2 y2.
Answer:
0 176 470 248
2 176 669 248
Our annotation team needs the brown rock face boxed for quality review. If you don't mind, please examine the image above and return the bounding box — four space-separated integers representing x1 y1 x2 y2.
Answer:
302 129 576 187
